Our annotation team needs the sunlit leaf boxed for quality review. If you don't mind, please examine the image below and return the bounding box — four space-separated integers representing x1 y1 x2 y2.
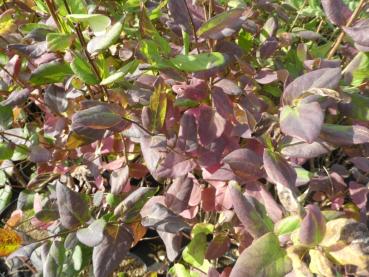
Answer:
0 228 22 257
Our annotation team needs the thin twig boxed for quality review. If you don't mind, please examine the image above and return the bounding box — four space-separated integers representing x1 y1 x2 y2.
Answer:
327 0 366 59
183 0 200 54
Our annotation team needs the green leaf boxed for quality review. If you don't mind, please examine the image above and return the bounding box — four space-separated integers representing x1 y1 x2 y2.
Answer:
182 223 213 272
71 55 99 85
230 232 292 277
67 14 111 34
139 40 172 69
274 215 301 235
170 52 227 72
46 33 74 52
29 61 73 85
309 249 334 277
149 86 167 132
72 245 83 271
100 60 139 85
168 264 192 277
11 145 28 161
87 17 124 54
0 104 13 130
0 185 12 213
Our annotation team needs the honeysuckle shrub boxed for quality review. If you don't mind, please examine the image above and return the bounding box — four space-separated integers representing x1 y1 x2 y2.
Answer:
0 0 369 276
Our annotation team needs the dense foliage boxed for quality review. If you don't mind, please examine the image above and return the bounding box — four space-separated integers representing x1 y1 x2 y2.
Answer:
0 0 369 276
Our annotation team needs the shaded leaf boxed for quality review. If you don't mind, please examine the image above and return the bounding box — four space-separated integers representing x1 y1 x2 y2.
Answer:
205 233 231 260
320 124 369 145
114 187 158 223
165 175 194 214
1 88 30 107
158 230 182 261
92 224 132 277
230 232 292 277
141 203 190 233
263 149 297 188
56 181 90 229
44 85 68 114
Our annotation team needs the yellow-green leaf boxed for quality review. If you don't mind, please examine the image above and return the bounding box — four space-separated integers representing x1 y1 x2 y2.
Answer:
0 228 22 256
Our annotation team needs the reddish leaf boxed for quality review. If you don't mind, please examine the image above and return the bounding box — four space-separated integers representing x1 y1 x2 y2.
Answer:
201 186 216 212
92 224 132 277
263 149 297 188
56 181 90 229
229 182 273 239
205 233 231 260
222 148 264 182
165 175 194 214
299 204 326 246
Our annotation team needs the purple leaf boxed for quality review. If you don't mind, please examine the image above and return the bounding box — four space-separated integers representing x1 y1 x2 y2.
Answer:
29 145 51 163
197 8 251 40
222 149 264 182
165 175 194 214
282 67 341 105
114 187 158 222
44 85 68 114
229 181 273 238
178 111 198 152
92 224 132 277
343 20 369 47
280 101 324 143
320 124 369 145
350 157 369 173
56 181 91 229
77 219 107 247
157 230 183 261
110 165 129 195
263 149 297 188
299 204 326 246
205 233 231 260
321 0 352 26
139 134 166 180
141 203 190 233
8 41 48 58
281 137 335 159
0 88 30 107
212 87 234 119
198 105 226 146
213 79 242 96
